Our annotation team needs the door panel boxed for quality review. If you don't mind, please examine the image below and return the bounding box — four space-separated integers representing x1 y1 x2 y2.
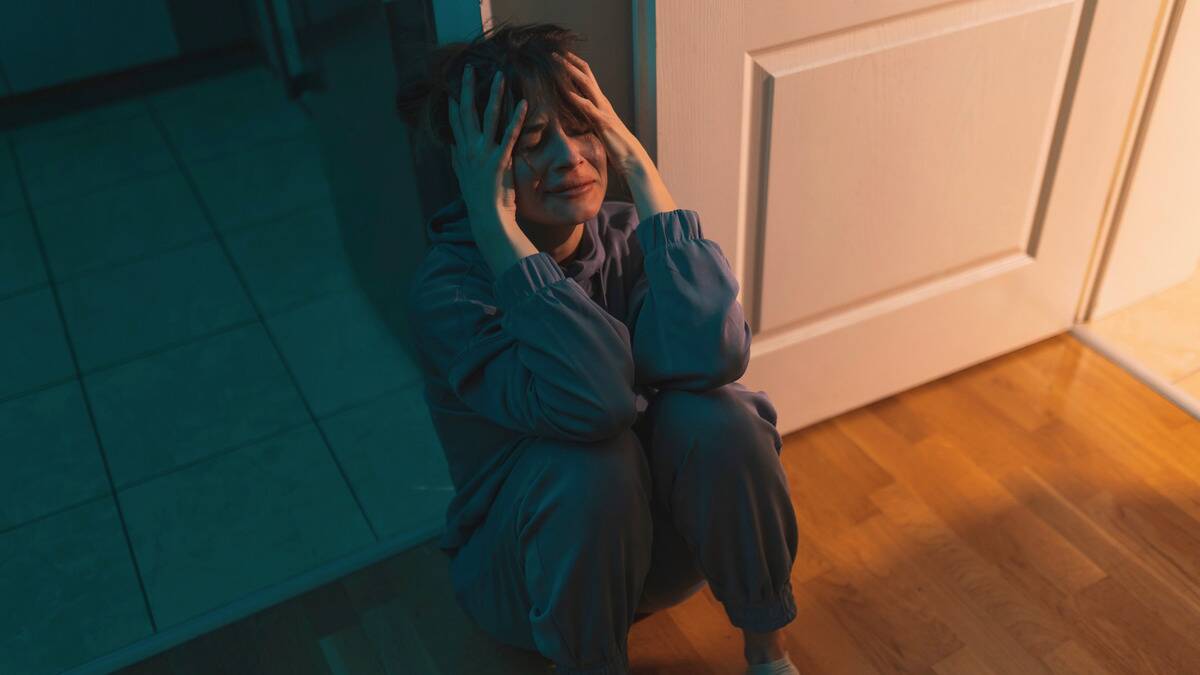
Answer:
646 0 1164 434
756 3 1073 331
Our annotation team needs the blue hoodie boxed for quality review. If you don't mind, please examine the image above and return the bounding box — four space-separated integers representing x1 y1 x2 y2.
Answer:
406 196 752 556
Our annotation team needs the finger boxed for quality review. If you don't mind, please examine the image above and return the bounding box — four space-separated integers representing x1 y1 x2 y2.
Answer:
502 150 514 193
482 71 504 146
461 64 479 139
498 98 528 166
564 90 597 125
558 51 594 78
554 53 602 103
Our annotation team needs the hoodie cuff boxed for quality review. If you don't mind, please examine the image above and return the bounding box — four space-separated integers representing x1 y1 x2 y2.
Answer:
634 208 701 254
493 251 567 308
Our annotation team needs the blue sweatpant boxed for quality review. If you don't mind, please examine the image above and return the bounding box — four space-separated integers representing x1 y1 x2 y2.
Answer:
447 381 800 674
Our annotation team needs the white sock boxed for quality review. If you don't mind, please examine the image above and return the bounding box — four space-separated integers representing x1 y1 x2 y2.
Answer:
744 651 800 675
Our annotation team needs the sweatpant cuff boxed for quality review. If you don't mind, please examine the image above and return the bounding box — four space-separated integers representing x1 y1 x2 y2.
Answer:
725 579 799 633
558 656 630 675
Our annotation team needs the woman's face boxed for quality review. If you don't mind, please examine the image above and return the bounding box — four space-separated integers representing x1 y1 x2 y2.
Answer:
511 100 608 228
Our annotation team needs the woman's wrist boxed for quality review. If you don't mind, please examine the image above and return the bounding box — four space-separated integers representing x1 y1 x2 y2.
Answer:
616 145 654 179
476 221 539 279
623 151 678 220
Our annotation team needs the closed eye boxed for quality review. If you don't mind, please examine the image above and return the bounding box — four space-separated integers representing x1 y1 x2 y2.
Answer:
521 128 590 151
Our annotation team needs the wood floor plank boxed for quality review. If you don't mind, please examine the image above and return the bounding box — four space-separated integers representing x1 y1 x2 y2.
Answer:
868 480 1072 663
1078 489 1200 616
785 581 884 675
254 600 332 675
1041 640 1115 675
644 576 760 672
930 645 999 675
999 467 1200 657
1068 575 1200 674
804 514 965 675
316 624 388 675
782 423 884 542
627 611 721 675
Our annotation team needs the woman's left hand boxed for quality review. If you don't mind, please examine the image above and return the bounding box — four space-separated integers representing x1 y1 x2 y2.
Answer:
554 51 650 176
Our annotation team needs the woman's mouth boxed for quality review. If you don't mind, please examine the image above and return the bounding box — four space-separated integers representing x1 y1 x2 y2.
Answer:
548 181 594 198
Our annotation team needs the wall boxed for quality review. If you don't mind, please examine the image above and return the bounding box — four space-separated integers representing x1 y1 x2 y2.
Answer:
1090 0 1200 318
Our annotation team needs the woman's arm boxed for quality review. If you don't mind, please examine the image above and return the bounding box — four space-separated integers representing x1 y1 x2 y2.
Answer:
622 148 679 222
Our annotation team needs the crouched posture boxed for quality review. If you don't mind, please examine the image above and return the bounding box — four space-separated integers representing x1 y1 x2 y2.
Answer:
402 22 801 674
448 379 799 675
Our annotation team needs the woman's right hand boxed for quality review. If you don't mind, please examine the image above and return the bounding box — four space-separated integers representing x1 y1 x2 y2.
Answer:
447 64 529 241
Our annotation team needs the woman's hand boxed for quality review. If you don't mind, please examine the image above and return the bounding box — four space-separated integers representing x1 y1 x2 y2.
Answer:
553 51 651 177
448 64 529 240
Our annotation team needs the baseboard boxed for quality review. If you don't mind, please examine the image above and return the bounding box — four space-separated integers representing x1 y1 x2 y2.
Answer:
1069 324 1200 424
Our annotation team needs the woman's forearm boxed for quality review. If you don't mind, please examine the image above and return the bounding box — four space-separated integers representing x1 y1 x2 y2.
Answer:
477 218 541 280
623 150 678 220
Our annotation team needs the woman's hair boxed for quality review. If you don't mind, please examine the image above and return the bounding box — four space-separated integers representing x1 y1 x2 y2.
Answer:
396 19 600 154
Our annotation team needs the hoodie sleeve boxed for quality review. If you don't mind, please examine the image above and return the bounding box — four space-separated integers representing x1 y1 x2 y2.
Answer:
408 250 639 442
626 208 752 391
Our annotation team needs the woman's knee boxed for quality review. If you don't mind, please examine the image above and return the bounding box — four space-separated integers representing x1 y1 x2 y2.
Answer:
646 385 784 465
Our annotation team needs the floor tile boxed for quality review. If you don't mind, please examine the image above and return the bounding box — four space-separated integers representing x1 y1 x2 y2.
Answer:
225 201 359 316
187 133 332 233
150 66 311 164
120 423 374 630
149 66 285 114
0 496 152 675
0 287 74 400
266 290 422 418
319 383 453 540
35 170 211 282
0 209 46 296
13 113 176 207
58 240 257 372
0 380 108 531
85 322 311 488
0 141 22 215
9 98 148 146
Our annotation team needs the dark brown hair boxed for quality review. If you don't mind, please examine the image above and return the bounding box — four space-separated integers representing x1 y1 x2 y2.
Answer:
395 19 599 154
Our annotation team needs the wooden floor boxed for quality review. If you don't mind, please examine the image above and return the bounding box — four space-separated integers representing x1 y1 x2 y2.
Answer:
119 332 1200 675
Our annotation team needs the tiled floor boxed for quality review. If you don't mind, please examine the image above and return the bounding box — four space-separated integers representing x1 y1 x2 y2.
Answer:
0 66 449 675
1084 263 1200 401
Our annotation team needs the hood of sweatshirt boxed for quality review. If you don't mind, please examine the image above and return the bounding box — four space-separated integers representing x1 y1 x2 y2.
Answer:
426 195 607 283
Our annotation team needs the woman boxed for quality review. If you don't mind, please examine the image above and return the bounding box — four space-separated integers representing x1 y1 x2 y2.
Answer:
398 20 802 675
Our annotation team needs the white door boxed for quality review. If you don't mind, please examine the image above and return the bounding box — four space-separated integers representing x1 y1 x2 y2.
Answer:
638 0 1173 434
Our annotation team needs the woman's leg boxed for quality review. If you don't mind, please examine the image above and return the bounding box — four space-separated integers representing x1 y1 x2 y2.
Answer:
449 428 654 675
635 381 799 634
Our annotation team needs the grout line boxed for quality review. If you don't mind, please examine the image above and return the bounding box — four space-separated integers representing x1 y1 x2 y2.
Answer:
14 122 315 212
4 133 161 634
0 289 420 407
0 375 420 539
61 522 447 675
143 96 383 546
8 102 148 147
25 190 330 292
